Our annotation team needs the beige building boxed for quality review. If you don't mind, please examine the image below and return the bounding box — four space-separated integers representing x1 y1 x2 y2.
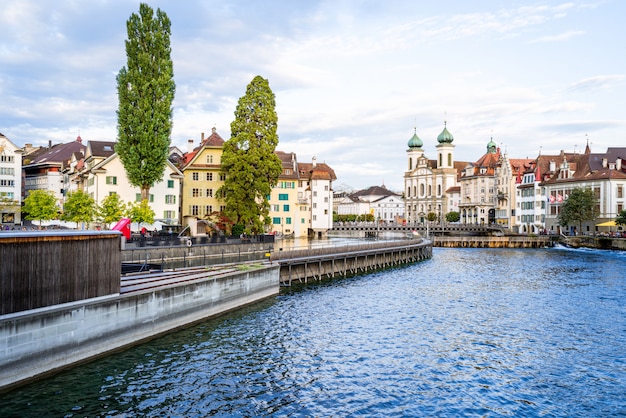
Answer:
180 128 226 230
404 123 466 223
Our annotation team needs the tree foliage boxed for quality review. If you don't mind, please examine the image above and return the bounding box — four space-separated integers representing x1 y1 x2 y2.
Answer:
62 190 96 228
116 3 175 200
445 211 460 223
23 190 58 227
426 212 438 222
128 199 155 225
218 75 283 234
0 196 20 217
558 187 597 233
616 209 626 226
97 193 127 226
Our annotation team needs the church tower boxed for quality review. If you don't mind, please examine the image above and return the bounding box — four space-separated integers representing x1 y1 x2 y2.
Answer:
436 121 455 169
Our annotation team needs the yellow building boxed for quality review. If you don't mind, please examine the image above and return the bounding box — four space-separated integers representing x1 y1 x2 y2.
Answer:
268 151 309 237
180 128 226 230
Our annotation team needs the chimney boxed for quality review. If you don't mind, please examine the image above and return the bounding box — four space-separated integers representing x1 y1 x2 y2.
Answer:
617 158 622 171
188 139 194 153
212 127 216 134
201 132 205 142
312 155 317 168
602 158 608 168
48 140 52 149
549 160 556 172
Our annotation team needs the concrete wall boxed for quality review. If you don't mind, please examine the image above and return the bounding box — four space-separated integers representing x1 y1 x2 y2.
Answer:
0 265 279 392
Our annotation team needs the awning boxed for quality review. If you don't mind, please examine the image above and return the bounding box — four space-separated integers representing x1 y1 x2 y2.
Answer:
596 220 617 227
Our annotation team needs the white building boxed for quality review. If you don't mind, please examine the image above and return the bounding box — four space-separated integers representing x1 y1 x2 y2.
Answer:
80 140 183 227
298 157 336 238
541 146 626 235
404 123 467 223
0 133 23 226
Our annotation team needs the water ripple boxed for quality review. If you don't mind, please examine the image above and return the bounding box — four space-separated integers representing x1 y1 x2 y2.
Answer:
1 247 626 417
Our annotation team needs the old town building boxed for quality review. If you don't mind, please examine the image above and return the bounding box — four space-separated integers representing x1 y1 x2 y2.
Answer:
404 123 467 223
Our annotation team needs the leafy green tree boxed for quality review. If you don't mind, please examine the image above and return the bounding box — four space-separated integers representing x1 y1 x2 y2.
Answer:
558 187 596 234
445 211 460 222
62 190 96 229
426 212 438 222
616 209 626 226
97 193 127 226
23 190 58 228
218 75 283 234
128 199 155 226
116 3 175 200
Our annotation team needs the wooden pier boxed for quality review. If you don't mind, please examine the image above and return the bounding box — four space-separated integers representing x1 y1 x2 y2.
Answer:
432 235 554 248
271 239 432 286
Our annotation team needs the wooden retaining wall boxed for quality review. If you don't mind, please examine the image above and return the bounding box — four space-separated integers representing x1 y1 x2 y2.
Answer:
0 231 121 315
432 236 553 248
272 239 432 286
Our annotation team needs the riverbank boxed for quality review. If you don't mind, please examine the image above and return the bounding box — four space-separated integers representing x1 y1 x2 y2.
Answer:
0 262 279 392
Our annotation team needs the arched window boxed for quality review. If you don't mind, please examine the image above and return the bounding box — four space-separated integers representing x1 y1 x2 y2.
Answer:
439 154 442 167
448 153 452 166
438 184 442 195
420 183 425 196
428 185 432 196
409 158 412 170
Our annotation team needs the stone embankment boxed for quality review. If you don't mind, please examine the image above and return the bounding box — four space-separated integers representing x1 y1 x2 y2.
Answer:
272 239 432 286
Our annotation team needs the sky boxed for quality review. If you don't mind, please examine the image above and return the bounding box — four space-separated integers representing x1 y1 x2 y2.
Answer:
1 0 624 192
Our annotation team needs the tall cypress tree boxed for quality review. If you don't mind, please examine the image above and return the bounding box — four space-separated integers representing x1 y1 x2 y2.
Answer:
116 3 175 200
218 75 283 234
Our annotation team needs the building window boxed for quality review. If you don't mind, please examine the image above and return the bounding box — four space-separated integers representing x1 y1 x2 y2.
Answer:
192 172 199 181
190 205 199 216
165 195 176 204
206 189 213 197
168 180 174 188
272 217 281 224
448 153 452 166
207 155 213 164
219 174 226 181
618 185 623 199
278 193 288 201
206 173 213 181
164 210 175 219
105 176 117 185
286 217 292 224
192 188 200 197
283 204 290 212
0 180 14 187
0 155 14 162
109 191 117 196
272 204 279 211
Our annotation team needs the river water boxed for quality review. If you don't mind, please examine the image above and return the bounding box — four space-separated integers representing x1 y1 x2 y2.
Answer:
1 246 625 417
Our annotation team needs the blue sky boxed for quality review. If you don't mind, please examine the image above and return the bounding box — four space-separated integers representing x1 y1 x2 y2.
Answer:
1 0 624 191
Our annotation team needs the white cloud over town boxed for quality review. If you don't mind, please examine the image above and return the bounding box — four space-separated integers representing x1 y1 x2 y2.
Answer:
1 0 624 191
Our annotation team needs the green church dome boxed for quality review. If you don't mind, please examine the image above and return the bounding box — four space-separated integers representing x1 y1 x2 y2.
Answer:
437 122 454 144
487 137 497 153
408 129 423 149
